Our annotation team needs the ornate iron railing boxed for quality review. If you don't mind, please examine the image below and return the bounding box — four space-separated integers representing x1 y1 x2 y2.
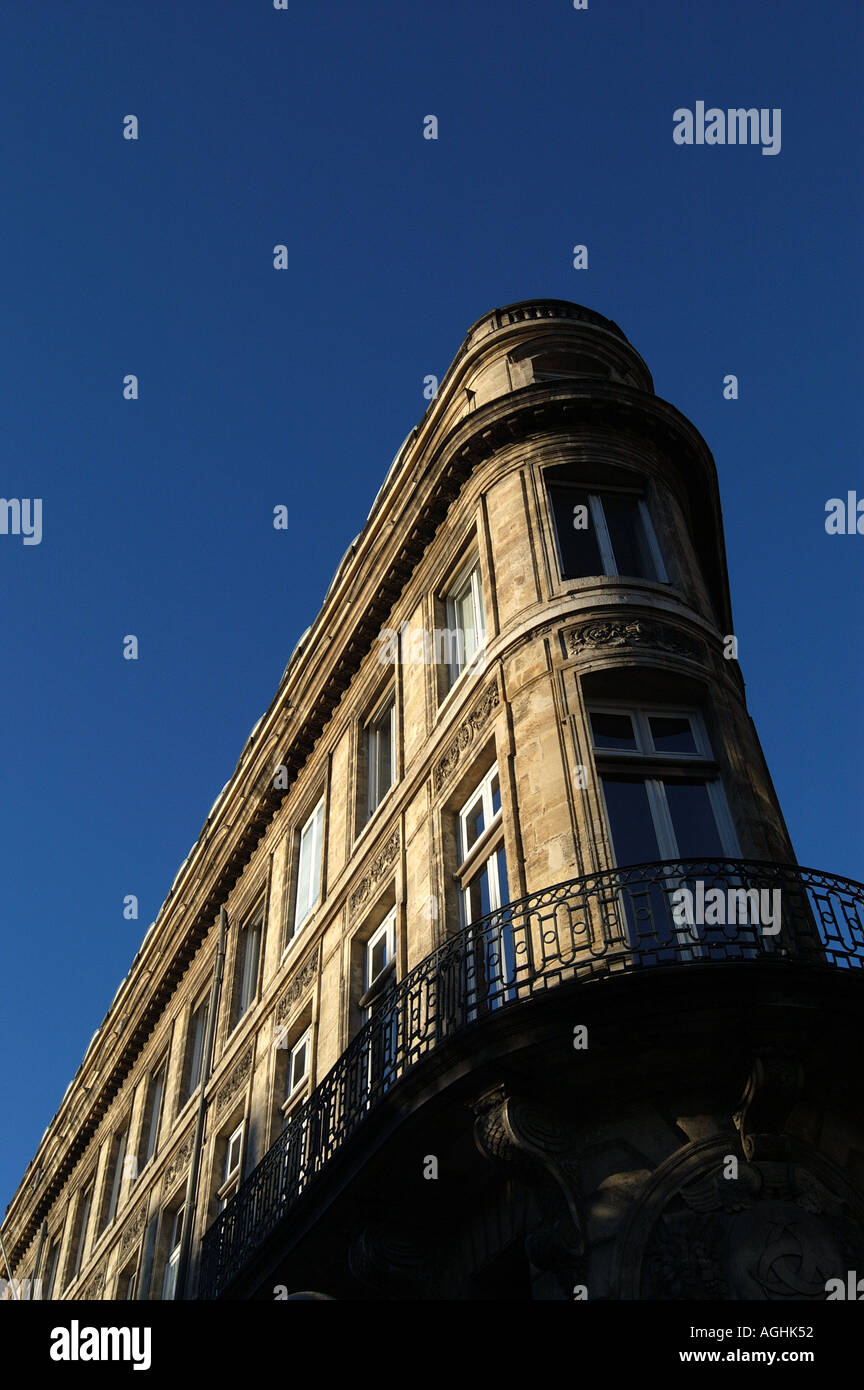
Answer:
197 858 864 1298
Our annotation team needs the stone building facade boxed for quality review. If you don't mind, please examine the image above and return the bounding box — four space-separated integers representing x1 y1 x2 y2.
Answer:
3 299 862 1302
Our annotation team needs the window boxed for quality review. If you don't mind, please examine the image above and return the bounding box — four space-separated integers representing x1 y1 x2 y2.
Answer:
118 1265 138 1300
588 705 738 864
291 798 324 938
283 1028 311 1115
362 909 398 1096
589 703 744 961
160 1205 184 1301
139 1061 166 1168
455 764 515 1014
232 905 263 1029
217 1122 244 1211
443 559 486 685
41 1235 61 1300
68 1179 94 1285
181 999 209 1105
547 483 667 583
102 1123 130 1230
366 697 395 820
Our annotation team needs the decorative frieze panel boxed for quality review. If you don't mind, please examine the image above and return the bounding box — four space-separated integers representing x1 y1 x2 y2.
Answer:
118 1202 147 1262
216 1043 254 1120
564 618 704 663
349 831 401 916
80 1265 105 1301
275 946 320 1024
433 682 500 793
164 1132 195 1191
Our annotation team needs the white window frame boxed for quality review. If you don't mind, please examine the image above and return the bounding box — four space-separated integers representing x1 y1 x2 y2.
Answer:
283 1027 312 1113
444 557 486 686
366 697 396 820
292 798 325 938
161 1205 184 1301
217 1122 245 1212
366 909 397 994
588 705 713 761
457 763 503 870
550 484 668 583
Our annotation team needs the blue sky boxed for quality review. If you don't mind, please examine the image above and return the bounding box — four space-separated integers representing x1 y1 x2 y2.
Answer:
1 0 861 1211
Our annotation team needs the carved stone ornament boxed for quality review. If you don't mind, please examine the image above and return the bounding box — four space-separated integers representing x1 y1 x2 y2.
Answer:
118 1202 147 1261
276 945 320 1025
164 1132 195 1190
81 1265 105 1301
349 830 400 915
216 1043 254 1119
473 1084 583 1285
433 682 500 792
615 1137 864 1301
564 618 703 662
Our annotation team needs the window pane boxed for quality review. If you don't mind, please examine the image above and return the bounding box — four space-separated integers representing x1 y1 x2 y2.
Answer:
548 484 603 579
462 793 485 856
649 716 698 754
455 584 476 664
591 711 638 750
663 779 725 859
600 776 662 865
466 863 493 923
369 934 388 982
490 772 501 817
603 495 656 579
187 1006 207 1095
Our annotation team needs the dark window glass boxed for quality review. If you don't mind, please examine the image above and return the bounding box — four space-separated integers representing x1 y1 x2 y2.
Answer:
601 776 662 865
603 495 656 579
591 711 638 750
548 484 603 579
649 716 698 754
664 779 725 859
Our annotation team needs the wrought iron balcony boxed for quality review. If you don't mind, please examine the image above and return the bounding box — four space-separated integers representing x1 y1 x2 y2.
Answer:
197 857 864 1299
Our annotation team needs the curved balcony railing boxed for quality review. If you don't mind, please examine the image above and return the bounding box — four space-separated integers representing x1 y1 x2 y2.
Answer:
197 858 864 1299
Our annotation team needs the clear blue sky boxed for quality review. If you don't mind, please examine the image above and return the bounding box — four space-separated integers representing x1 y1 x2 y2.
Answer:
1 0 861 1212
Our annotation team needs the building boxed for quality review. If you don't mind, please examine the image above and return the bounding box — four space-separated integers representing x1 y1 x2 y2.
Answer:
3 299 863 1303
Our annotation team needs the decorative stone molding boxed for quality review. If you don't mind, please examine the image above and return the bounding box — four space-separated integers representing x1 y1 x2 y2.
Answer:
118 1202 147 1261
349 831 400 916
733 1051 804 1162
564 617 704 662
433 683 500 793
81 1265 105 1301
275 947 320 1024
216 1043 254 1119
164 1132 195 1191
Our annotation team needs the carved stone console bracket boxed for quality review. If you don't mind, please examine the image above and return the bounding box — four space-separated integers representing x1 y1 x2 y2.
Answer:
733 1051 805 1161
472 1083 583 1280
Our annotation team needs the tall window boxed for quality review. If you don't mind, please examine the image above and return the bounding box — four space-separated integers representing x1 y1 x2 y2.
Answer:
102 1122 130 1230
138 1062 166 1169
41 1235 61 1300
443 559 486 685
547 483 667 583
232 904 263 1029
68 1179 94 1285
291 798 324 939
588 705 738 865
366 697 395 820
456 764 514 1013
181 999 209 1105
160 1205 184 1301
363 909 398 1096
